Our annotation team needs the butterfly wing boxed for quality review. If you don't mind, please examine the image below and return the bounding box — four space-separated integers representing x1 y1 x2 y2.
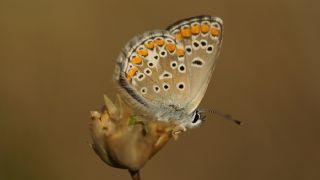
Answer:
114 15 223 124
167 15 224 114
115 30 188 119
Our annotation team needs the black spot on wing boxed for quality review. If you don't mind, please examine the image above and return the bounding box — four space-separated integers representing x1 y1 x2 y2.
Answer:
192 59 203 66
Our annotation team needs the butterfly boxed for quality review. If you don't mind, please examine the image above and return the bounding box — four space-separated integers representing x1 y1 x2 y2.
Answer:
114 15 223 131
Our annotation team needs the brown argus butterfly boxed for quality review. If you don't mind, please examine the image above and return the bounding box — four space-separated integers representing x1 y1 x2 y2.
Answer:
90 15 224 177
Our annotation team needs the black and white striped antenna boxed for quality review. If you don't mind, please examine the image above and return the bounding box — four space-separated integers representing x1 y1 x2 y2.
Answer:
204 109 243 126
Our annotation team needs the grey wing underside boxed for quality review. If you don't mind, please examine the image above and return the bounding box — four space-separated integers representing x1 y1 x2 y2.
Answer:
114 30 187 120
167 15 224 114
114 15 223 122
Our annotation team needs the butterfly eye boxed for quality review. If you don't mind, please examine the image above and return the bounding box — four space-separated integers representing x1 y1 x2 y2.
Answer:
185 111 203 129
192 111 201 123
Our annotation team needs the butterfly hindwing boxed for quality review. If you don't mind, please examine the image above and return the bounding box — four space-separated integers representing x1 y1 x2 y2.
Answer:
115 31 188 119
114 15 223 125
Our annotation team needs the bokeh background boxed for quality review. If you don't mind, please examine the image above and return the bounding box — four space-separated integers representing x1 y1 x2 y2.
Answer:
1 0 319 179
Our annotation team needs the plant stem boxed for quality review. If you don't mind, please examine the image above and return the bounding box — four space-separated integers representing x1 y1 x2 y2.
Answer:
129 170 141 180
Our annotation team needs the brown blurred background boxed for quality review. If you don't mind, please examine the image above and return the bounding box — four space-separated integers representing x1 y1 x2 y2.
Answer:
1 0 319 179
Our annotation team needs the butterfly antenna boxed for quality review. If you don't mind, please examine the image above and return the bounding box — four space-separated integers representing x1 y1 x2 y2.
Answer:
207 110 243 126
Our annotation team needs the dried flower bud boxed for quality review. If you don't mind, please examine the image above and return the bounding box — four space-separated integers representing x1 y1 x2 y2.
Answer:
89 94 183 171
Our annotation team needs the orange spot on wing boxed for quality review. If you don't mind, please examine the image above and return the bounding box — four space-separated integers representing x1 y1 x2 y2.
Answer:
176 48 185 57
137 48 148 57
166 43 176 53
154 38 165 46
211 27 220 37
181 26 191 38
131 56 142 65
201 23 210 33
127 66 138 81
191 24 200 35
144 41 154 49
174 32 182 41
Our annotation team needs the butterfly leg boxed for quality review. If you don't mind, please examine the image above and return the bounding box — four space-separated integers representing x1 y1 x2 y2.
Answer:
172 125 187 140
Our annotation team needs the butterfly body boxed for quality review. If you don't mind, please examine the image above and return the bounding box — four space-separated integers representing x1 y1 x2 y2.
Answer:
115 15 223 130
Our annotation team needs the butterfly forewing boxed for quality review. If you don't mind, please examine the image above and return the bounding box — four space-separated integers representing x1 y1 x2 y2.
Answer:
167 16 223 113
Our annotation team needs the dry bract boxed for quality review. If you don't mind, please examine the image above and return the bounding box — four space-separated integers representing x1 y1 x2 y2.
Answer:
89 94 184 171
